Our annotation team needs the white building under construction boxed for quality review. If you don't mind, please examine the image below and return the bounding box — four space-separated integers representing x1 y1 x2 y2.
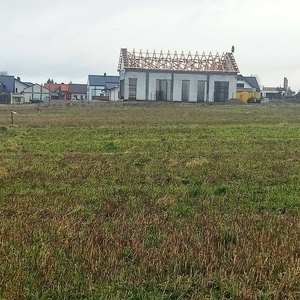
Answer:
118 48 239 102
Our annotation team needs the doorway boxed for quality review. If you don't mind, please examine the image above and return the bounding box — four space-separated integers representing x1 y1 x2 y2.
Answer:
214 81 229 102
156 79 171 101
182 80 190 102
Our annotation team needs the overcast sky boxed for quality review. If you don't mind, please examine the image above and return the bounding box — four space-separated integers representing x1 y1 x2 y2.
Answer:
1 0 299 91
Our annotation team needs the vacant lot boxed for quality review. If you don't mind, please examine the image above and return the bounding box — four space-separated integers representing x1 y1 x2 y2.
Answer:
1 101 300 299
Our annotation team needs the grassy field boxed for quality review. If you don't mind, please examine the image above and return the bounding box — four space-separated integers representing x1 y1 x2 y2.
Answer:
1 101 300 299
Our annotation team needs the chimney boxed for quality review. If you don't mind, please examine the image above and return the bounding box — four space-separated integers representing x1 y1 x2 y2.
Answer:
104 73 106 77
17 77 20 81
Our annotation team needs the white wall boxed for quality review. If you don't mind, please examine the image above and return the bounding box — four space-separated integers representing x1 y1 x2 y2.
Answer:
109 87 120 101
122 70 236 102
124 71 146 100
23 84 50 103
148 72 172 100
14 80 28 93
261 90 280 98
172 73 208 102
237 78 253 89
209 74 237 102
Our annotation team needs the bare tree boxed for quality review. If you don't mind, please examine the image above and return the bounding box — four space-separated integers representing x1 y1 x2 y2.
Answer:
286 87 295 97
250 73 262 90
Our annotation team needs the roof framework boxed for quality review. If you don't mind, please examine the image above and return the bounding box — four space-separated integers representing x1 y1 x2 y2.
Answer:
118 48 239 73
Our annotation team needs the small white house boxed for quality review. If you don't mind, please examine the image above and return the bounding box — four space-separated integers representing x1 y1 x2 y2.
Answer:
118 48 239 102
261 87 284 99
23 84 50 103
68 84 87 100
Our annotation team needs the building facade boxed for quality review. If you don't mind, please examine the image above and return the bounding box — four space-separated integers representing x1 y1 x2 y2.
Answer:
44 83 69 100
68 84 87 100
261 87 285 99
237 75 260 92
23 84 50 103
0 75 28 104
118 48 239 102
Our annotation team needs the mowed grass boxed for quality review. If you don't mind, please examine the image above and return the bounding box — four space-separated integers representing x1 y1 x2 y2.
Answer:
1 101 300 299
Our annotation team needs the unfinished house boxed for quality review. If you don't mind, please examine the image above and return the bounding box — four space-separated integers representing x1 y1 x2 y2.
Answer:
118 48 239 102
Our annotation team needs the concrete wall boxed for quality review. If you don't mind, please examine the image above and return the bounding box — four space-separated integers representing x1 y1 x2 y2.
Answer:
209 74 237 102
148 72 172 101
123 71 146 100
172 73 207 102
121 70 237 102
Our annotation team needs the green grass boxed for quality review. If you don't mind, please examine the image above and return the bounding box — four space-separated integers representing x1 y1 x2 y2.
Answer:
1 101 300 299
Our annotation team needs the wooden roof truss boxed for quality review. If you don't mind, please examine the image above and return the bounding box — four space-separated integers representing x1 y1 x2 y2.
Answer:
118 48 239 73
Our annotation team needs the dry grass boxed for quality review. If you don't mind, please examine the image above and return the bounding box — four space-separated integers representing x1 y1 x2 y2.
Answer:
1 101 300 299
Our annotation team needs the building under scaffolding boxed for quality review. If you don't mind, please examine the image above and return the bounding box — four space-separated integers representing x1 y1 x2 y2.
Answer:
118 48 239 102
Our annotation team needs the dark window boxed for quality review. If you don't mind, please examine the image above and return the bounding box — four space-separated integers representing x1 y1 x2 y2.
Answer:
237 83 244 88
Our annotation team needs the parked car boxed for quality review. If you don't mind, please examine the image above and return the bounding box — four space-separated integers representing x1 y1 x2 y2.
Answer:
30 98 43 103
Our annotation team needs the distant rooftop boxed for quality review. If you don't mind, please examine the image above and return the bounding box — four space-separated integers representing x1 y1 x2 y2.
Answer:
88 74 119 86
44 83 69 93
0 75 14 93
22 82 33 86
68 84 87 94
263 87 278 91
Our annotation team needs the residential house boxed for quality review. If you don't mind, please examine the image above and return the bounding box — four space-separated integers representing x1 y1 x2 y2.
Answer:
236 75 262 103
261 87 285 99
118 48 239 102
237 75 260 92
68 84 87 100
0 75 26 104
44 83 69 100
23 84 50 103
87 74 119 100
15 77 29 94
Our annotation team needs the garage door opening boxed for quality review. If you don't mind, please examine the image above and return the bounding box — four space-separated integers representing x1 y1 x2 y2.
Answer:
214 81 229 102
156 79 171 101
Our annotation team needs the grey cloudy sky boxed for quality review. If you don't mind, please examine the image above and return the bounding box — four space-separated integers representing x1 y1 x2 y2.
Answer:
1 0 299 91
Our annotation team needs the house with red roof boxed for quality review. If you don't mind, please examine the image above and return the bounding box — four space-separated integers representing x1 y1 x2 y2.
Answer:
44 83 69 99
